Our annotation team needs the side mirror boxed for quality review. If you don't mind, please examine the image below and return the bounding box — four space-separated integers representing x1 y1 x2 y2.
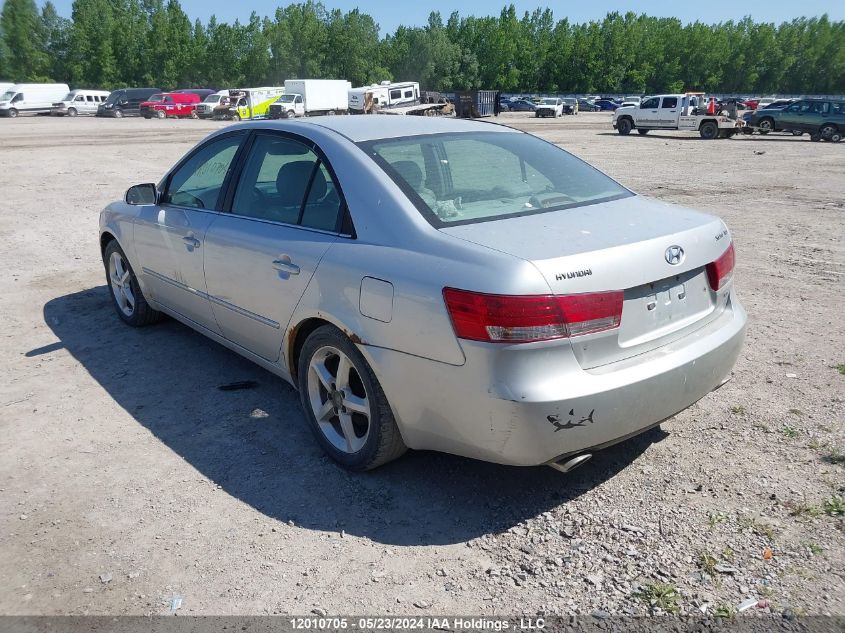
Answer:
125 183 158 205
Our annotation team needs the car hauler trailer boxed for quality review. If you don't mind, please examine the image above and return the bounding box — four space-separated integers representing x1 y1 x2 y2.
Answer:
348 81 452 116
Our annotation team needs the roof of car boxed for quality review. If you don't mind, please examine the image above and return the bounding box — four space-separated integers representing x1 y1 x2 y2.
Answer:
246 115 518 143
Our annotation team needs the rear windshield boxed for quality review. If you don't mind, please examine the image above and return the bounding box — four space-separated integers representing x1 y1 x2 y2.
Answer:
358 131 632 227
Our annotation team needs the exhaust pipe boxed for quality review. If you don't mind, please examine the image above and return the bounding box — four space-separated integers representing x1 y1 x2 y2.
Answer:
548 453 592 473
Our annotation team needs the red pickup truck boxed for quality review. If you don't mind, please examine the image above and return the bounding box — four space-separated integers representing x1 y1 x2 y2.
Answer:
140 92 201 119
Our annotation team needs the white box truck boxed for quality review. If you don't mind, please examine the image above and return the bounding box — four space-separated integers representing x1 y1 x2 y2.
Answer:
0 83 71 117
268 79 351 118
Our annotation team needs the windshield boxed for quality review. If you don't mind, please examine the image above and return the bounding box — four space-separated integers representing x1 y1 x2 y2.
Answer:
61 92 75 101
1 91 15 101
541 98 557 105
359 131 632 227
563 99 575 104
276 95 296 103
204 95 221 103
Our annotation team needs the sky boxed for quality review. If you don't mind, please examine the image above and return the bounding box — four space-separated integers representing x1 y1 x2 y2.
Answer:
49 0 843 32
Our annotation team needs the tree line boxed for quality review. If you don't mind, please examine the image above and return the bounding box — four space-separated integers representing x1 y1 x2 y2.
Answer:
1 0 843 94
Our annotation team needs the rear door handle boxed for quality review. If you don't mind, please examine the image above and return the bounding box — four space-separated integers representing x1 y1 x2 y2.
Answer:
272 257 300 275
182 235 200 248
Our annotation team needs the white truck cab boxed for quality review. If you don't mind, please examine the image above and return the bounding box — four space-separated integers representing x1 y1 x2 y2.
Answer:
612 93 743 139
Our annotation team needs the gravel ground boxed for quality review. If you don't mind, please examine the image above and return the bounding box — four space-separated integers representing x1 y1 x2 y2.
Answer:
0 112 842 618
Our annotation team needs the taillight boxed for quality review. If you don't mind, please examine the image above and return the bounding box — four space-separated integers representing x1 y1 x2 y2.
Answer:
442 288 623 343
706 242 735 290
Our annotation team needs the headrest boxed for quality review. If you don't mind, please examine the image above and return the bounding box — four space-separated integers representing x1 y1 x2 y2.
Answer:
276 161 327 205
391 160 424 189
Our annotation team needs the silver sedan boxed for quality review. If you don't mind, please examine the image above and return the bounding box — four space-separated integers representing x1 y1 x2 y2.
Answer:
99 117 746 471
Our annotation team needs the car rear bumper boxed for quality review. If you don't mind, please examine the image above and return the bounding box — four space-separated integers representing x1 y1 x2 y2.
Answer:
364 291 746 467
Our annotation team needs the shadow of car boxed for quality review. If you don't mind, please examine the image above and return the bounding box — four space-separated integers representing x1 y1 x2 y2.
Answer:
39 285 666 546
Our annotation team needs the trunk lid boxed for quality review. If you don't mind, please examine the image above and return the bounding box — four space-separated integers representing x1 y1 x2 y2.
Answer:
440 195 733 368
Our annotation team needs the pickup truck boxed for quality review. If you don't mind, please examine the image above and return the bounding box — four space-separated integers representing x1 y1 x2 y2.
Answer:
612 94 744 139
534 98 563 118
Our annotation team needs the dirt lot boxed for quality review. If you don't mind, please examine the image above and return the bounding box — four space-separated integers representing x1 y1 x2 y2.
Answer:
1 112 843 618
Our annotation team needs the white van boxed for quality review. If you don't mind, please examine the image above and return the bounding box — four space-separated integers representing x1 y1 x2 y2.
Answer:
51 89 112 116
0 83 70 117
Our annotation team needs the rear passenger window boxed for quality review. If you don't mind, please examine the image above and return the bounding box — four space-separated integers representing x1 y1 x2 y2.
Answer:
404 90 413 98
390 90 401 99
661 97 678 108
231 134 343 231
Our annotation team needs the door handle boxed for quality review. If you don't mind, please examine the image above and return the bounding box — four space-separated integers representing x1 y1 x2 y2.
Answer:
182 235 200 248
272 258 300 275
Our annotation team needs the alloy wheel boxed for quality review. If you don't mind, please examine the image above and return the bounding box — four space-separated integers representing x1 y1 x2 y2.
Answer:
108 251 135 317
307 346 371 454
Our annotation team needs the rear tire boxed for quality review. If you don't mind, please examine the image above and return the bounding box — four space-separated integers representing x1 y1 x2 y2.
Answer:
103 241 162 327
231 113 240 121
637 129 649 135
809 133 821 142
617 118 632 135
699 121 718 139
298 325 407 471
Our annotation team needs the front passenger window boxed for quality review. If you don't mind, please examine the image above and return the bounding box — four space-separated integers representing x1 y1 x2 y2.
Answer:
164 134 243 210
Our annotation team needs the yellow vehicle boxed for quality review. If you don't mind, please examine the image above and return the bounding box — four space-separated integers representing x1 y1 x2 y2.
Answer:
213 87 285 120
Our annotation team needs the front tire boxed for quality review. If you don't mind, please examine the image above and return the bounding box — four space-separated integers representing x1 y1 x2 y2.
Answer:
231 113 240 121
298 325 406 471
103 241 162 327
156 110 166 119
617 118 632 135
67 107 77 117
637 129 649 135
8 108 17 118
820 124 841 142
113 109 123 118
757 117 773 134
